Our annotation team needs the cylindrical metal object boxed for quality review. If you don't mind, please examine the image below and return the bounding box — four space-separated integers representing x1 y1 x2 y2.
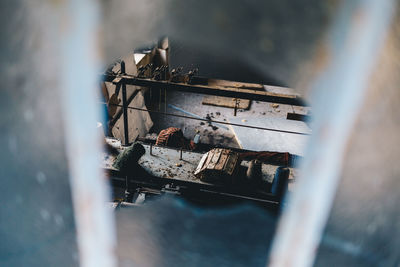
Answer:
246 159 262 181
270 166 289 200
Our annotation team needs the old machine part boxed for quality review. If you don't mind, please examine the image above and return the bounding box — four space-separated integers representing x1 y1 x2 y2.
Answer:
194 148 241 184
107 164 290 212
155 127 195 150
106 145 290 211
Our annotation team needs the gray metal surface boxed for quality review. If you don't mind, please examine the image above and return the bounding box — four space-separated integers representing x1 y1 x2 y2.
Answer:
228 117 310 156
150 90 310 149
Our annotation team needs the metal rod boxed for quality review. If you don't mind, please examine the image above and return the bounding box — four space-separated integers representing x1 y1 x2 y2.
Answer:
109 89 140 129
150 143 153 156
234 98 238 116
120 61 129 146
164 88 167 112
59 0 117 265
168 103 229 130
106 168 280 205
100 102 311 135
267 1 395 267
179 149 183 160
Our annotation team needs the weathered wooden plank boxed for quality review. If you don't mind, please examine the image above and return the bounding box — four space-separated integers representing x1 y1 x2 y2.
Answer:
202 95 251 109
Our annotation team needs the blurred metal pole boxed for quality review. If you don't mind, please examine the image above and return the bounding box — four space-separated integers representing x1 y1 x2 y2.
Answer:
58 0 116 266
268 1 395 267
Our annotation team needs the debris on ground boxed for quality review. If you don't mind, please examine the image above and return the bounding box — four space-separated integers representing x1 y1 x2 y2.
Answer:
271 103 279 108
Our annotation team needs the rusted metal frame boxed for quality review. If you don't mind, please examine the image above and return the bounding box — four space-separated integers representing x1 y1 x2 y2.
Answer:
120 61 129 146
138 137 296 167
102 74 308 106
105 168 282 206
109 88 140 129
101 102 311 136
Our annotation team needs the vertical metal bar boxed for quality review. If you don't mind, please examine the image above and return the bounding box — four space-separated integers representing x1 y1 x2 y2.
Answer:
267 1 395 267
159 88 162 111
234 98 238 116
58 0 117 266
164 88 167 113
121 61 129 146
179 149 183 160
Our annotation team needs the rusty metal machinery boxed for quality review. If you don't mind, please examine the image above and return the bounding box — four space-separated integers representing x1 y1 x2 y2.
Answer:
194 148 241 184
